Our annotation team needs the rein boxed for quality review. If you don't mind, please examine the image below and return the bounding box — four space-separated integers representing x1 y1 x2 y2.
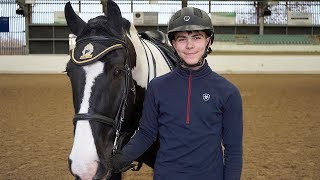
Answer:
112 64 133 154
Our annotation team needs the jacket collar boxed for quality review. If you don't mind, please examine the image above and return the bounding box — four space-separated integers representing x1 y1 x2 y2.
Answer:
175 60 212 79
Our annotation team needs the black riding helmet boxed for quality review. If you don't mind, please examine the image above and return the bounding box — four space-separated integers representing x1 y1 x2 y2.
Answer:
167 7 214 44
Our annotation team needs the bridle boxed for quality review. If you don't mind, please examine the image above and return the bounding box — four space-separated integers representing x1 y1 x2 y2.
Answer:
71 35 136 155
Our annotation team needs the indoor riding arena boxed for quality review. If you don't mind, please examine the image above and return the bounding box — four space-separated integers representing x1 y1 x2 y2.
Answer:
1 0 320 180
1 72 319 179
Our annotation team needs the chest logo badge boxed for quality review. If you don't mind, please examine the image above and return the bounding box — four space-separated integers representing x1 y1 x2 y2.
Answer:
203 93 210 101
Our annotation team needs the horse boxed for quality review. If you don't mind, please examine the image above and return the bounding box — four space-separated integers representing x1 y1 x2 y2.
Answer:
64 0 177 179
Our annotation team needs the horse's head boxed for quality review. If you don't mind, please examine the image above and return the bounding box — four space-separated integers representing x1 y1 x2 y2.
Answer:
64 1 139 179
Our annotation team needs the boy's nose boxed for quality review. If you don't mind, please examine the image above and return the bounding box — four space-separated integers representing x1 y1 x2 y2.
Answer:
186 39 194 49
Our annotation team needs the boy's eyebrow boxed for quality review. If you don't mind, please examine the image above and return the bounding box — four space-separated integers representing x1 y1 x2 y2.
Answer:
175 33 204 39
175 34 187 39
192 33 204 38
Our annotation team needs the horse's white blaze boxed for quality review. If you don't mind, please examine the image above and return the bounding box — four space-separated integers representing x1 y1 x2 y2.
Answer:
69 61 104 177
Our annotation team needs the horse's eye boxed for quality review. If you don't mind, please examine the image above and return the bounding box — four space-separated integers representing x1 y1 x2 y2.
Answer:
113 68 122 76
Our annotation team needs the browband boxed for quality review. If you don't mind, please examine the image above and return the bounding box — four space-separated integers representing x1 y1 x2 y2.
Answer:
71 44 124 65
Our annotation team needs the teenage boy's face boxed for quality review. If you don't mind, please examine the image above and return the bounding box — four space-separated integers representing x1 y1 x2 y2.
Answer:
172 31 210 66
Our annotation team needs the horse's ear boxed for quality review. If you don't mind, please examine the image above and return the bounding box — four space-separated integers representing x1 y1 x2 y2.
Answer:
64 2 86 36
104 0 122 31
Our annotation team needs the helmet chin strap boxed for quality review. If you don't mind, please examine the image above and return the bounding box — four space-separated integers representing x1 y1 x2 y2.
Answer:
179 40 212 68
181 58 204 68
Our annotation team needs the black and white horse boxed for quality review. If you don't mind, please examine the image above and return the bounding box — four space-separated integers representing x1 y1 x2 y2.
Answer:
64 1 176 179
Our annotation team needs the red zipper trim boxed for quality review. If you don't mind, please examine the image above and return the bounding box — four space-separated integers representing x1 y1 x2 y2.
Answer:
186 73 192 124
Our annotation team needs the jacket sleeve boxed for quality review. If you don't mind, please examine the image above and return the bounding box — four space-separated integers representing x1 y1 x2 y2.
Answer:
222 88 243 180
121 80 159 161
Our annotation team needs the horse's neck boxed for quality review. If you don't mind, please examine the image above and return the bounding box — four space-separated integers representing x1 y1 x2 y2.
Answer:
128 24 172 89
129 26 146 61
128 25 153 89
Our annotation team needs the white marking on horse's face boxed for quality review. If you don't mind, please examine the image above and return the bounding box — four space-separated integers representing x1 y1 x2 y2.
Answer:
69 61 104 179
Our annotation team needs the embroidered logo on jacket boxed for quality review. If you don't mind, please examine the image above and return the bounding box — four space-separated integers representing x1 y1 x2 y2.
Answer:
203 93 210 101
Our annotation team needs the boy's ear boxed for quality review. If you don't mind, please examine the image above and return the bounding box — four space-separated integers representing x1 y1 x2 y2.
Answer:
171 39 177 49
206 36 212 44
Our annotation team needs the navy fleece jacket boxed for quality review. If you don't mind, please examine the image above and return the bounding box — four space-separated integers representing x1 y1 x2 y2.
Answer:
122 61 243 180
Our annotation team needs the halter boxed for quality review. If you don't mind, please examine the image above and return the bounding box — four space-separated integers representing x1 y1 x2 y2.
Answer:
72 35 136 155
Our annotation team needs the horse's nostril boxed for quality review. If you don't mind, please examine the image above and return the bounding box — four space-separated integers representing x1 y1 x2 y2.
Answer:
94 161 107 179
68 158 82 179
68 158 75 176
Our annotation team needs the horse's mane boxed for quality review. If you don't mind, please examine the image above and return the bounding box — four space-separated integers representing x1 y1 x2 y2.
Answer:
121 18 132 34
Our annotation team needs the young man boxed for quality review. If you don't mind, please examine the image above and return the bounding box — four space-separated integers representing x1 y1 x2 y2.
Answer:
112 7 243 180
